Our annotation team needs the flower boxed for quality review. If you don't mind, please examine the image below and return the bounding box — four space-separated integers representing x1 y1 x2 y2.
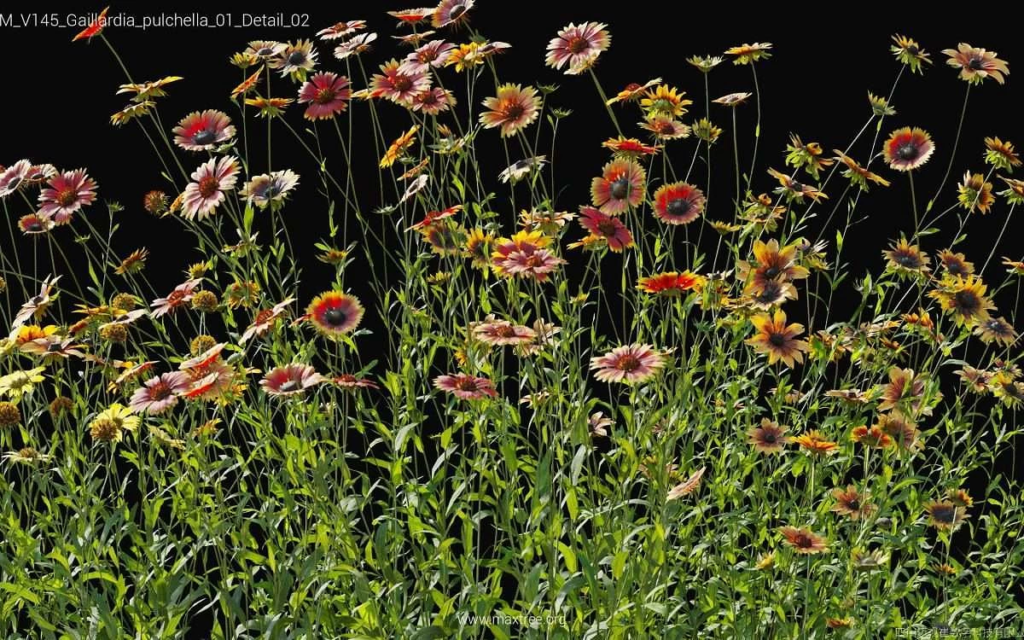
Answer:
602 137 661 158
975 317 1017 346
389 8 434 25
334 33 378 59
687 55 724 73
957 171 995 213
368 59 431 105
779 526 827 554
115 248 149 275
712 92 752 107
12 275 61 329
472 317 536 346
0 160 33 198
332 374 379 391
270 40 318 80
692 118 723 143
129 372 189 415
640 116 691 141
38 169 98 224
0 367 45 401
851 425 893 449
637 271 703 296
785 135 834 180
381 126 419 169
767 168 827 202
404 40 456 70
928 275 995 326
868 92 897 116
307 291 365 337
640 85 691 118
182 157 239 220
891 34 930 73
491 231 565 282
942 43 1009 84
3 447 51 465
72 6 109 42
605 79 662 105
590 344 667 384
411 87 456 115
297 72 351 120
725 43 773 65
434 374 497 400
652 182 705 225
432 0 474 28
0 402 21 428
883 238 931 275
244 97 293 118
240 170 300 209
88 404 140 444
924 500 969 531
498 156 546 184
316 20 366 40
579 206 634 252
791 431 838 456
883 127 935 172
150 279 202 317
832 485 875 520
738 240 809 294
18 213 55 235
172 110 235 152
480 84 541 137
261 364 325 396
667 467 705 501
240 297 294 344
747 419 789 454
984 137 1021 172
591 159 646 215
545 22 611 75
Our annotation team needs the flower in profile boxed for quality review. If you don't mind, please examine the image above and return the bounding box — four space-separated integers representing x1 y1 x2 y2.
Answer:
380 125 419 168
240 297 294 344
589 412 612 439
667 467 705 501
307 291 364 338
975 316 1016 346
891 34 931 73
491 231 565 281
652 182 705 225
605 78 662 105
172 110 235 151
984 137 1021 172
297 72 351 120
851 425 893 449
579 206 634 252
114 248 149 276
389 8 434 25
332 374 379 391
261 364 325 396
411 87 457 115
785 135 834 180
72 6 109 42
957 171 995 213
924 500 969 531
687 55 724 73
150 279 202 317
928 275 995 326
602 137 660 158
877 411 922 451
244 97 293 118
725 42 773 65
832 485 875 520
38 169 98 224
779 526 827 554
868 92 897 116
637 271 703 296
0 160 33 199
12 275 61 329
316 20 366 40
791 430 838 456
480 84 541 137
3 447 51 465
640 85 691 118
245 40 286 59
498 156 546 184
942 43 1009 84
883 238 931 275
270 40 318 80
129 372 189 415
403 40 456 70
883 127 935 172
640 116 691 141
472 316 536 346
591 159 645 215
767 168 827 203
833 150 891 191
692 118 723 144
747 418 789 454
713 92 752 107
434 373 497 400
89 404 140 444
334 33 378 59
590 344 667 384
241 170 300 209
545 22 611 75
18 213 55 235
182 157 239 220
432 0 474 28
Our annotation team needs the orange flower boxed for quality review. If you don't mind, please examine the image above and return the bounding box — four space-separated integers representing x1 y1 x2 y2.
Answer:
791 431 838 456
745 309 809 368
779 526 827 554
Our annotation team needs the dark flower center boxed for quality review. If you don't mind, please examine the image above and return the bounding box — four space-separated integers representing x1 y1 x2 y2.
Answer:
455 378 479 391
316 88 337 104
932 506 955 523
897 143 919 161
47 342 63 353
26 219 42 231
567 36 589 55
947 262 967 275
288 51 307 66
895 253 919 268
56 188 78 207
495 325 517 338
763 266 781 279
968 57 985 71
198 176 220 199
610 177 631 200
794 534 812 548
256 46 274 57
279 380 299 392
667 198 692 218
847 499 860 510
954 290 979 311
324 307 348 327
502 102 525 121
761 432 777 444
193 129 217 146
393 76 413 92
597 220 617 237
790 180 804 192
907 45 919 55
150 381 172 401
768 333 787 347
617 355 641 372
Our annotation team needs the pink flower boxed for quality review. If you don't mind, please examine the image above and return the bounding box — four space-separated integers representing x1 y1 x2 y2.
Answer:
297 72 352 120
173 110 236 152
590 344 668 384
545 22 611 75
579 206 634 252
434 373 498 400
368 59 431 105
260 364 325 396
150 279 202 317
129 372 189 415
38 169 98 224
182 157 239 220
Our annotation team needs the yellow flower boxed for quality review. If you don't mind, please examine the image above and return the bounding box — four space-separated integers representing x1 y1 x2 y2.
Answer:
0 367 46 400
88 404 141 444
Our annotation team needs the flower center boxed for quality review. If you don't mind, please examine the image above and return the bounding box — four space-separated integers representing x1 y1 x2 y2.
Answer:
897 143 919 161
968 57 985 71
56 188 78 207
150 381 172 401
455 378 479 391
502 101 525 121
288 51 306 66
315 88 336 104
790 180 804 192
847 499 860 510
567 36 589 55
617 355 641 372
667 198 691 218
597 220 617 236
768 332 787 347
279 380 299 392
762 432 777 444
794 534 812 548
324 307 348 327
764 266 780 279
895 253 919 267
610 177 630 200
193 129 217 146
496 325 517 338
393 76 412 92
198 176 220 199
954 290 979 311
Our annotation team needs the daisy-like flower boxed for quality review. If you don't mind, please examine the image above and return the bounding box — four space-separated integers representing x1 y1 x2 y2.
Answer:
975 317 1016 346
883 127 935 172
110 101 156 127
71 6 108 42
602 137 660 158
231 70 262 100
725 43 773 65
182 157 239 220
883 238 931 275
605 78 662 105
942 43 1009 84
937 250 974 277
380 125 419 169
591 159 646 215
172 110 235 152
129 372 189 415
244 97 293 118
12 275 61 329
114 248 149 276
791 431 839 456
18 213 55 235
985 137 1021 172
316 20 366 40
767 168 827 202
928 275 995 326
118 78 185 103
472 317 537 346
498 156 546 184
588 343 670 387
479 84 541 137
545 22 611 75
713 92 753 107
432 0 474 28
245 40 286 59
0 160 33 198
692 118 723 144
411 87 456 115
878 411 923 451
368 59 431 105
747 418 789 454
150 279 202 317
261 364 325 396
334 33 378 59
241 297 294 344
3 447 51 465
745 279 798 309
891 34 931 73
957 171 995 213
579 206 634 252
37 169 98 223
306 291 365 338
270 40 318 80
434 373 497 400
491 231 565 282
637 271 704 296
640 116 691 141
404 40 456 70
832 485 875 520
785 135 834 180
746 309 809 367
332 374 379 391
0 367 45 401
667 467 705 501
924 500 969 531
868 92 897 117
834 150 891 190
851 425 893 448
779 526 827 554
640 85 692 118
652 182 705 225
738 239 809 293
297 72 351 120
240 170 299 209
88 404 140 444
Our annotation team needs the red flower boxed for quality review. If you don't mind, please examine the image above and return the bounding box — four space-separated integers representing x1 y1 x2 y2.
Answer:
652 182 705 225
579 206 634 252
298 72 352 120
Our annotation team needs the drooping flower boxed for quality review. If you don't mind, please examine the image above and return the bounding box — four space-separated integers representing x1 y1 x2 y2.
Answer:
150 279 202 317
261 364 325 396
334 33 378 60
605 79 662 105
779 526 827 554
791 431 839 456
984 137 1021 172
667 467 705 501
389 8 434 25
380 125 419 168
479 84 541 137
591 159 645 215
767 167 828 202
712 92 752 107
182 157 239 220
579 206 634 252
72 6 109 42
545 22 611 75
652 182 704 225
957 171 995 213
434 373 497 400
851 425 893 449
942 43 1010 84
306 291 365 337
890 34 931 73
590 344 667 384
240 297 295 344
332 374 380 391
12 275 61 329
498 156 546 184
172 110 236 151
37 169 98 224
432 0 475 28
883 127 935 171
297 72 351 120
240 170 300 209
129 372 189 415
